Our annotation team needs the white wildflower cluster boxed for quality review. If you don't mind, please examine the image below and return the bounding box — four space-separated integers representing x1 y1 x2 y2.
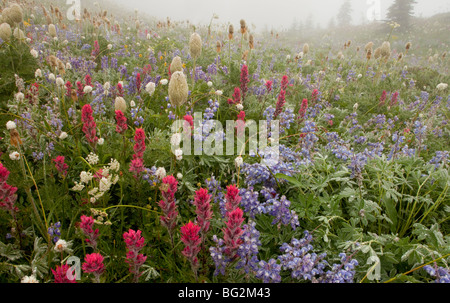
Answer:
86 152 99 165
71 158 121 203
91 208 111 225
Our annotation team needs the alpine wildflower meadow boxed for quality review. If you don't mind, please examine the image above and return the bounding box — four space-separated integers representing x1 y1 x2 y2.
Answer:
0 0 449 286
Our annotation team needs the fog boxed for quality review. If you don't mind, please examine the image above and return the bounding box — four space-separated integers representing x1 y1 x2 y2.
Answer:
108 0 450 30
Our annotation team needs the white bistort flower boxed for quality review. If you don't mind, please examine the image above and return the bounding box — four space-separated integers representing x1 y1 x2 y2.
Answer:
160 79 168 85
6 121 16 130
15 92 24 102
56 77 64 87
436 83 448 91
155 167 166 180
176 173 183 179
59 132 68 140
83 85 93 94
98 138 104 145
130 100 136 107
30 49 38 58
170 133 182 146
235 156 244 167
145 82 156 95
207 81 213 87
9 152 20 161
48 73 56 81
236 103 244 110
174 148 183 160
215 90 223 96
35 69 42 78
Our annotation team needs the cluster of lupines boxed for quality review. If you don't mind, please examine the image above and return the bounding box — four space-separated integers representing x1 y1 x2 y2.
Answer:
423 264 450 283
47 222 62 243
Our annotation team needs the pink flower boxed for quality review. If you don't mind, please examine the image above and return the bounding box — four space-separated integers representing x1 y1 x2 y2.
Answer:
115 110 128 134
136 73 141 93
82 253 105 280
379 90 387 106
117 82 124 97
85 74 92 86
76 81 84 98
298 98 308 120
132 128 146 159
52 156 68 177
129 128 146 178
123 229 147 282
390 91 399 107
91 40 100 58
231 87 241 105
193 188 212 235
240 65 249 101
158 176 179 237
52 264 77 283
79 215 99 250
311 89 319 103
222 208 244 258
273 89 286 118
181 221 201 268
225 185 241 213
265 80 273 93
65 81 72 97
81 104 98 146
0 163 19 215
281 75 289 91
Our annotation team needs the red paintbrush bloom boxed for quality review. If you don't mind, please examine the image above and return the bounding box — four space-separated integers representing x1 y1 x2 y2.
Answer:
52 156 68 177
52 264 77 283
181 221 201 267
274 89 286 118
115 110 128 134
81 104 98 146
240 64 249 101
193 188 212 235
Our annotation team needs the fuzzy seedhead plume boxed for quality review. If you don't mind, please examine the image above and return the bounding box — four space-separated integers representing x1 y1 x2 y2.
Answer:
380 41 391 60
240 19 246 34
170 56 183 73
115 97 127 113
374 47 381 59
168 71 189 108
365 41 373 53
48 23 57 37
228 24 234 40
303 43 309 55
0 23 12 42
189 32 202 60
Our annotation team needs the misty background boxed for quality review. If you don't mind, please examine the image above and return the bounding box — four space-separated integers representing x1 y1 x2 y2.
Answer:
108 0 450 31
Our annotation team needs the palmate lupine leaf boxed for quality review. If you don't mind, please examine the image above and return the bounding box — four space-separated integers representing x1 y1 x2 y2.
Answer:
0 241 23 261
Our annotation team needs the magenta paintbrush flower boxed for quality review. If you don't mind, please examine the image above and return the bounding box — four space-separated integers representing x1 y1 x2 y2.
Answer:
274 89 286 119
240 64 249 101
223 207 244 259
123 229 147 282
52 156 68 177
225 184 241 213
158 175 179 245
82 253 105 282
79 215 99 250
0 163 19 215
281 75 289 91
181 221 201 269
298 98 308 120
129 128 146 177
81 104 98 147
52 264 77 283
115 110 128 134
193 188 212 236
